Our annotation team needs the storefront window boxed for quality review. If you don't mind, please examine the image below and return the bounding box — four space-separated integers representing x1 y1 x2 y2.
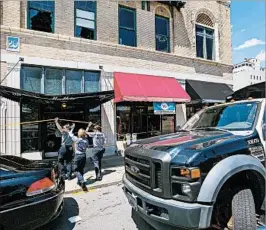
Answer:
21 66 42 93
88 106 101 125
148 106 161 136
44 68 63 95
161 115 175 134
65 70 82 94
116 103 176 140
21 65 100 95
117 105 131 140
21 102 40 153
84 71 100 93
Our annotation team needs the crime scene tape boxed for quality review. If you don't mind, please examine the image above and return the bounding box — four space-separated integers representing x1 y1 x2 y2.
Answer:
0 118 127 138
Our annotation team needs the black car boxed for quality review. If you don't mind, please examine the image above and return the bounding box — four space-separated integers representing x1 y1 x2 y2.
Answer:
0 155 65 230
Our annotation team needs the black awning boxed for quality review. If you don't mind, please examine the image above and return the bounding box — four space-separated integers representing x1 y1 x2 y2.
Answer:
0 85 114 106
186 80 233 104
226 81 265 102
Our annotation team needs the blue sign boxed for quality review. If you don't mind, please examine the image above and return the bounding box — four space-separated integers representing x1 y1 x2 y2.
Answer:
7 36 20 52
153 102 176 115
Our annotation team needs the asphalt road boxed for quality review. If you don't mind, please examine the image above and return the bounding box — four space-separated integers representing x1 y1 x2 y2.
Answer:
38 183 145 230
38 184 214 230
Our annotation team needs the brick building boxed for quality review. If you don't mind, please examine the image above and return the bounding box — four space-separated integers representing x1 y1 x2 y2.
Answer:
0 1 233 159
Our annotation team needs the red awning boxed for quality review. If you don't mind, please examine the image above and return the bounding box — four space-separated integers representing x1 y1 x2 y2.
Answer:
114 72 190 103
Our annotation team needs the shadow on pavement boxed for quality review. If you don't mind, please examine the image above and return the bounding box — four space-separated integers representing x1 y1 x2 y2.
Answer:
83 155 124 175
84 169 117 186
38 197 79 230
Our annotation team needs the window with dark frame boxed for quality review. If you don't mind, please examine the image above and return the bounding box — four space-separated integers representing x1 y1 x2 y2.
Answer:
196 24 214 60
27 1 55 33
141 1 150 11
155 15 170 52
75 1 96 40
119 6 136 47
21 103 40 153
21 65 100 95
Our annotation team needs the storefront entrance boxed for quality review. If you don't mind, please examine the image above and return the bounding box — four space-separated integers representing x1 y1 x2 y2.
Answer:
116 103 175 140
41 103 86 155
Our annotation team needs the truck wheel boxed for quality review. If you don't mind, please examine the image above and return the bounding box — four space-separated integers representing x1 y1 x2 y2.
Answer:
232 189 256 230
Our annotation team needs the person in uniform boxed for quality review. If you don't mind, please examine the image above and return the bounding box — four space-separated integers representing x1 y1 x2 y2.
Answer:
86 122 106 181
68 124 89 190
55 118 74 180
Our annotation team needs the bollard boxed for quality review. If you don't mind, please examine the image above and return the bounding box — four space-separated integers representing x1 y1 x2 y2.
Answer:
132 133 137 143
126 133 131 146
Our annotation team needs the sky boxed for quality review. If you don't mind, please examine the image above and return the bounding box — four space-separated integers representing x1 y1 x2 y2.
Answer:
231 1 265 67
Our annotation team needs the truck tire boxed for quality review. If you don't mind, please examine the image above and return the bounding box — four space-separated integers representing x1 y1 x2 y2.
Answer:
232 189 256 230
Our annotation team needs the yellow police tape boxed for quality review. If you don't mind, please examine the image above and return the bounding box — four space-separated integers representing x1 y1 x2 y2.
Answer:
0 118 127 139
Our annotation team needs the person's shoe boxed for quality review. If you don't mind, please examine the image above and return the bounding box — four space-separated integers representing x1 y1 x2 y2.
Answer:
81 182 88 191
96 175 102 181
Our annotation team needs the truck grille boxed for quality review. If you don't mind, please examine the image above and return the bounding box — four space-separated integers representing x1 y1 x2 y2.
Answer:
125 155 163 192
154 162 163 190
125 155 151 189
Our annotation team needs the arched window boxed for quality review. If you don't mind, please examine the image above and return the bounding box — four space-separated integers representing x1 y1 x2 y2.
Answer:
195 13 215 60
155 6 171 52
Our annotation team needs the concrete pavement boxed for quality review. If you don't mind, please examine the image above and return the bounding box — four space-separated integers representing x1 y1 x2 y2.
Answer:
38 184 154 230
65 155 125 194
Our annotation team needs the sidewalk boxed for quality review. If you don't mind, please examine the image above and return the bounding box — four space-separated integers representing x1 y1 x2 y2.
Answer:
65 155 125 194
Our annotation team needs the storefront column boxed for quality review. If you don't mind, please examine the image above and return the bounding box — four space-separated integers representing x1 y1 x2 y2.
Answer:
101 71 116 156
5 63 21 156
176 104 187 127
0 99 7 154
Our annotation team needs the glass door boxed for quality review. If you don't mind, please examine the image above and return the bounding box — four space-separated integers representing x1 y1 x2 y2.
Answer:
161 115 175 135
132 105 148 139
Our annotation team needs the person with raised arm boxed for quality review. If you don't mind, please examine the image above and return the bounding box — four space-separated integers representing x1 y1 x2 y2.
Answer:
86 122 106 181
68 124 89 190
54 117 74 180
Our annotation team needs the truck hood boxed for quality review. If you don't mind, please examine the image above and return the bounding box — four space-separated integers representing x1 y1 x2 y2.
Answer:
130 130 248 166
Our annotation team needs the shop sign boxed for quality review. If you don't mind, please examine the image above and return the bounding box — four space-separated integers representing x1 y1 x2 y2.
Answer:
6 36 20 52
153 102 176 115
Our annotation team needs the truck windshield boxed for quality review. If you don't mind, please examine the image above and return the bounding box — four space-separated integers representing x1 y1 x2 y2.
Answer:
183 101 259 131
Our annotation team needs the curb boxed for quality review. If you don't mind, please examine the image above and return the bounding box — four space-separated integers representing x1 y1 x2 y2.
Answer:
65 179 123 194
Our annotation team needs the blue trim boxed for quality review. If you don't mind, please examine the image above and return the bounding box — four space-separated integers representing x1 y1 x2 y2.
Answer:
27 1 55 33
74 1 97 40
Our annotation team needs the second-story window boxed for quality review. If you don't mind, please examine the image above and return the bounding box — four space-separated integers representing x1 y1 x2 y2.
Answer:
195 13 215 60
119 6 136 47
155 15 170 52
27 1 55 33
75 1 96 40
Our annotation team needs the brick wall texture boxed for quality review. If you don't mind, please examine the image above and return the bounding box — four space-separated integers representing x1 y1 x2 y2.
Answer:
1 0 233 71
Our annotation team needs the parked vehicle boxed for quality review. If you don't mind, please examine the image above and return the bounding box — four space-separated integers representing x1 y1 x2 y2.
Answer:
0 155 65 230
123 98 266 230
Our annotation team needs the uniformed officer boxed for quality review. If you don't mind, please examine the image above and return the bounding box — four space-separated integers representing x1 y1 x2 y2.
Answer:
55 118 74 180
86 122 106 181
68 124 89 190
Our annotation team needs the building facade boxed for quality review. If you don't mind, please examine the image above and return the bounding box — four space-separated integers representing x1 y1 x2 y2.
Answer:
0 1 233 159
233 58 265 91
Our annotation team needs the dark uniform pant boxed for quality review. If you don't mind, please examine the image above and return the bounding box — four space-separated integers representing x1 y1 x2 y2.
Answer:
73 153 86 183
91 148 105 176
58 145 73 179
